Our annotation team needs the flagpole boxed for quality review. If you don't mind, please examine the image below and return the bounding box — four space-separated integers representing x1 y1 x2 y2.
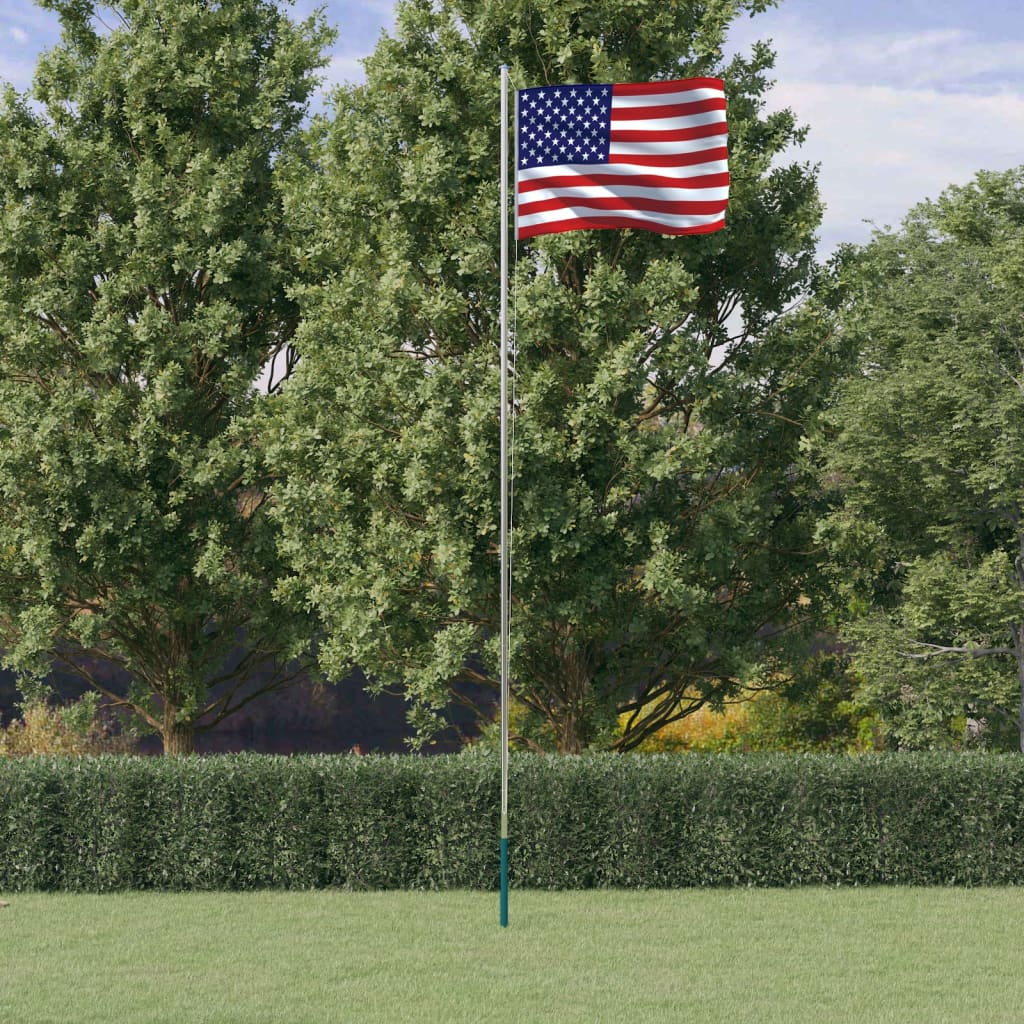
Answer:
498 62 510 930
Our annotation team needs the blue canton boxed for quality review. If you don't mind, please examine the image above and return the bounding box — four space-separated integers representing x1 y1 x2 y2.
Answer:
517 84 613 170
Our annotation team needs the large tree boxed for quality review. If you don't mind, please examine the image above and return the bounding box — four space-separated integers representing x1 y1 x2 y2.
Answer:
818 167 1024 751
270 0 839 752
0 0 332 753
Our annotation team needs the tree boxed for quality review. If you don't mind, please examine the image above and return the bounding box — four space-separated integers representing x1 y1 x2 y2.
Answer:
0 0 332 753
269 0 839 752
818 167 1024 751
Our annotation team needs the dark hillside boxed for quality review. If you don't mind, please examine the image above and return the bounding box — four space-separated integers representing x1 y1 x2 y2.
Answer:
0 662 487 754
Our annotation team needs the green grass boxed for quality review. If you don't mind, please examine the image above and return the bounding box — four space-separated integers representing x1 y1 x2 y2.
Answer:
2 888 1023 1023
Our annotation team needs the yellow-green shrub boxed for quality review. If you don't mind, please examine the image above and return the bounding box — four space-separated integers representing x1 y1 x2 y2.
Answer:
625 668 884 754
0 697 134 757
626 699 751 752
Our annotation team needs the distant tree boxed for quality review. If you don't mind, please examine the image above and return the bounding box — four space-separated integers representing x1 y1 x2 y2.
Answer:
818 167 1024 751
0 0 332 753
269 0 842 752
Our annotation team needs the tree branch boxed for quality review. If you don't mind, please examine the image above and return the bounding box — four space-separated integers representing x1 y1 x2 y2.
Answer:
899 641 1015 660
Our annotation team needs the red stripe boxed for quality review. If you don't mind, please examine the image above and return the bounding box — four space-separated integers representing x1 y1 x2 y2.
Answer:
518 214 726 240
611 78 724 96
517 171 730 195
518 196 729 218
610 97 726 121
611 122 728 144
608 147 729 168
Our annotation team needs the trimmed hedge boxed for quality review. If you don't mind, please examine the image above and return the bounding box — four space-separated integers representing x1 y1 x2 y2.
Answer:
2 752 1024 891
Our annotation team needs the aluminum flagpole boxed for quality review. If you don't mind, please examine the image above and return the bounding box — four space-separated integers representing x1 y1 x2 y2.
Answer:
498 62 511 930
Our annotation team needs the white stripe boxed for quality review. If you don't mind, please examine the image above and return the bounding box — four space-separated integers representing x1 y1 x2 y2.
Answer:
610 86 724 108
612 110 727 133
520 184 730 205
518 205 726 229
610 136 728 157
517 158 729 183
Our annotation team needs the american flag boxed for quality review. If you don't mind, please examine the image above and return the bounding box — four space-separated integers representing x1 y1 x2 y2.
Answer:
516 78 729 240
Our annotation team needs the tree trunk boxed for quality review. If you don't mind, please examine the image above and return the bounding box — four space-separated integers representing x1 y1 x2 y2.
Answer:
557 711 586 754
162 717 195 756
549 645 594 754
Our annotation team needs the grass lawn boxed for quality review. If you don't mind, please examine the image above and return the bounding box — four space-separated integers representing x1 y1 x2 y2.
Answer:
1 887 1022 1023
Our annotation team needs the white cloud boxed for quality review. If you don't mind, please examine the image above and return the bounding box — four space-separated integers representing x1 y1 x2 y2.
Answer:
727 18 1024 253
774 81 1024 252
305 54 367 113
323 54 367 88
745 22 1024 93
879 28 964 58
0 53 35 91
0 5 61 90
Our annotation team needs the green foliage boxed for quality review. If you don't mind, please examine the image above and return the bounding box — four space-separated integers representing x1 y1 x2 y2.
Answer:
736 689 880 754
817 167 1024 750
473 696 563 752
0 0 334 751
736 656 884 753
4 751 1024 891
269 0 840 753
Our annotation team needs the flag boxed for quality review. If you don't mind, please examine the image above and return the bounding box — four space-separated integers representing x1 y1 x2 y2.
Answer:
515 78 729 240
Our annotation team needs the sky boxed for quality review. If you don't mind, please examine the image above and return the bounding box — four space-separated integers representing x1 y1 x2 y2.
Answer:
1 0 1023 256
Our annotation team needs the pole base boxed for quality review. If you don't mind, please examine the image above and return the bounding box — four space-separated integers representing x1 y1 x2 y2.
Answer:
500 837 509 927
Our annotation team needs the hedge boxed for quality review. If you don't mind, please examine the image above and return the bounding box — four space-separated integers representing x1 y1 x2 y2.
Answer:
2 751 1024 891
